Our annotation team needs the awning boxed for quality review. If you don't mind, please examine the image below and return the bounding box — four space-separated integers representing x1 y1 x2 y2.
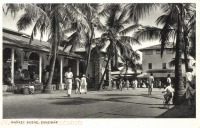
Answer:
137 72 175 78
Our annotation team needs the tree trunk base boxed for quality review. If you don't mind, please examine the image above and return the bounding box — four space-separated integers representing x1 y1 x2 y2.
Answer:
41 89 51 94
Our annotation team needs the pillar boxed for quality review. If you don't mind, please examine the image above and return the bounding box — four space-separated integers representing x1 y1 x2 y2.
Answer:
77 60 79 76
39 53 42 83
60 57 63 85
11 48 15 84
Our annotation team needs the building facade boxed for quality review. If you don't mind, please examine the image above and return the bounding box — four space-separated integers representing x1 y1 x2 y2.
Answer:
138 44 191 87
3 28 85 91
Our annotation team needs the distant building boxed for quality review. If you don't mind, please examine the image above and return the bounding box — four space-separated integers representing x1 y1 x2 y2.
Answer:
138 44 194 87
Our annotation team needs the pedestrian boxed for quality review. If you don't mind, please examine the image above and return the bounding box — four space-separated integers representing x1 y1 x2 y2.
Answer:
65 68 73 97
119 78 123 91
148 73 154 95
166 74 171 86
158 80 162 89
80 74 87 94
75 75 81 94
185 67 195 109
131 79 134 89
125 79 130 90
134 79 138 89
162 82 174 107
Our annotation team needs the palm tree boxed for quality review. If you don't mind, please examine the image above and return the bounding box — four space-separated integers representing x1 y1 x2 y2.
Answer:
4 4 80 93
97 4 141 90
120 48 141 77
62 4 105 75
134 3 196 105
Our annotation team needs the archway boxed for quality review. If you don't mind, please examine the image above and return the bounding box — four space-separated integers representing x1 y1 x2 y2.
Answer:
28 52 39 79
79 61 85 76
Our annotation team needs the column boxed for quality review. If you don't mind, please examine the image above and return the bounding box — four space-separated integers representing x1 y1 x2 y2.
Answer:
11 49 15 84
76 60 79 76
39 53 42 83
60 57 63 85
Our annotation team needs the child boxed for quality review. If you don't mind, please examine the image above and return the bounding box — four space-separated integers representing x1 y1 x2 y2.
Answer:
75 76 81 94
80 74 87 94
162 84 174 105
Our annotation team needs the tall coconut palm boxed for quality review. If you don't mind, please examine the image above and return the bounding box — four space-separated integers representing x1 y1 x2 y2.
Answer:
62 4 105 75
134 3 196 105
4 4 80 93
97 4 141 90
120 47 141 77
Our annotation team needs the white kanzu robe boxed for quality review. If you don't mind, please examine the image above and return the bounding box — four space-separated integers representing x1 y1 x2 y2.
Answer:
65 72 73 95
80 77 87 93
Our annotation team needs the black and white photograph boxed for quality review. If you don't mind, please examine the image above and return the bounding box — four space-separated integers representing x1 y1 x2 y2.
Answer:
1 1 199 128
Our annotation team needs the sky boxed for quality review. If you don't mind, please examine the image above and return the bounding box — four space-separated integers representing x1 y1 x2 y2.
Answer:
2 4 163 50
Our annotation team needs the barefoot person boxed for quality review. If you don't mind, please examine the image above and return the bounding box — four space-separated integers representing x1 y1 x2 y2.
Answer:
148 73 154 95
80 74 87 94
75 75 81 94
65 68 73 97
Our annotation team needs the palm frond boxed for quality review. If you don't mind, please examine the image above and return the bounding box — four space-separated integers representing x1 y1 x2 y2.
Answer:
3 4 24 18
119 24 141 35
127 3 156 23
134 26 161 41
120 36 140 45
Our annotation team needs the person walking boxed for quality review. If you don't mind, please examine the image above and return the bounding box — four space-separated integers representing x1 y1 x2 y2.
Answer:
134 79 138 89
148 73 154 95
80 74 87 94
158 80 162 89
75 75 81 94
166 74 171 86
119 78 123 91
65 68 73 97
125 79 130 90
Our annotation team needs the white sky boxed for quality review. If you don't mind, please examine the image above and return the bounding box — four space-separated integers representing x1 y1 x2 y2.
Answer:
2 4 163 50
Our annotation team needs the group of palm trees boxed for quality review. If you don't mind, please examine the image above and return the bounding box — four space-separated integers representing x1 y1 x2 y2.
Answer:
3 3 196 105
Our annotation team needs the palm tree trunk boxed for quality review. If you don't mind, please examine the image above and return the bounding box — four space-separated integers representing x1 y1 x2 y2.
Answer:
173 5 185 105
183 31 189 72
85 26 94 75
124 60 128 78
99 50 111 90
42 15 58 93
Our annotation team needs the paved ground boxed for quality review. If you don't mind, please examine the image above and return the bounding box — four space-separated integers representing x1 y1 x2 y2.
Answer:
3 88 195 118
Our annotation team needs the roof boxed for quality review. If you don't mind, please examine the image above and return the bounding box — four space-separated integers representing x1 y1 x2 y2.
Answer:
146 69 174 73
3 28 83 59
137 72 175 78
139 44 174 51
137 69 186 78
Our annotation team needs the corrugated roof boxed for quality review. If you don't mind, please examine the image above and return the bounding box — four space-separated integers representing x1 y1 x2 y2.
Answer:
139 44 174 51
3 28 83 59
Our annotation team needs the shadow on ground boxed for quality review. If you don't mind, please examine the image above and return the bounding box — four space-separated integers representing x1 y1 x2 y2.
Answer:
157 105 196 118
103 93 164 100
48 96 164 106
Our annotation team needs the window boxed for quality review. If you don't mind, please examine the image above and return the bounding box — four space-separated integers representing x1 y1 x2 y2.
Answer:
145 50 153 55
148 63 152 69
163 63 166 69
166 49 174 54
156 50 161 54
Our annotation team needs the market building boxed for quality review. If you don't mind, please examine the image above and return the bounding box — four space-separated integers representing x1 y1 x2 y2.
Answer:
2 28 85 91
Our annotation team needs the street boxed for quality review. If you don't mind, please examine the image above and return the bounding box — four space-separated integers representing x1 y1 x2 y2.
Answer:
3 88 194 118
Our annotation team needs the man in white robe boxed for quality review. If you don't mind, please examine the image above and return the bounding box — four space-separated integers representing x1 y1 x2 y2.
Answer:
65 68 73 97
